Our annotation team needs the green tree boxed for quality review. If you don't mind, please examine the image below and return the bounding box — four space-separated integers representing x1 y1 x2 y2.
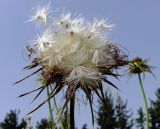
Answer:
136 88 160 129
36 108 70 129
96 92 116 129
0 110 27 129
96 92 133 129
115 98 134 129
36 118 52 129
149 88 160 129
135 107 145 129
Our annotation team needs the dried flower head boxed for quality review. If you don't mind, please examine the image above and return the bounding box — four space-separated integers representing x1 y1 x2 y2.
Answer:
128 57 155 129
129 57 154 75
16 5 129 123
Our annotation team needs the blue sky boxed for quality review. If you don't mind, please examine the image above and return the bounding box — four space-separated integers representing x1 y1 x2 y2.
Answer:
0 0 160 128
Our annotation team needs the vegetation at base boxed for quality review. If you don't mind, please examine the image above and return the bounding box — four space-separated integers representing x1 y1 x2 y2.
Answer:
1 88 160 129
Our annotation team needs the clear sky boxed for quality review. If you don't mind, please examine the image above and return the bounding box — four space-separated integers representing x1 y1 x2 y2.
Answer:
0 0 160 129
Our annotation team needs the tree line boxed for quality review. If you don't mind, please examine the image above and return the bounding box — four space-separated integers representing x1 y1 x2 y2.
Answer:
1 88 160 129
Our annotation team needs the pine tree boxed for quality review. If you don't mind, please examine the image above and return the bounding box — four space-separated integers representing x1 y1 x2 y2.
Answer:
36 118 52 129
0 110 27 129
115 99 134 129
135 107 145 129
96 92 133 129
149 88 160 129
136 88 160 129
96 92 116 129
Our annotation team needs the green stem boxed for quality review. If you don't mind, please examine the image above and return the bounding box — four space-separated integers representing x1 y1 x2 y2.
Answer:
70 96 75 129
49 85 64 129
138 73 149 129
53 97 65 129
47 86 56 129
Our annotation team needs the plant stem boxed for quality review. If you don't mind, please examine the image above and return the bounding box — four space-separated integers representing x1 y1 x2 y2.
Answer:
47 86 56 129
53 97 65 129
138 73 149 129
70 96 75 129
49 85 64 129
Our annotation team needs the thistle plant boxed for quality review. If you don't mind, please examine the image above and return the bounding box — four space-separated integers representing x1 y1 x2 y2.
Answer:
15 4 130 129
129 57 154 129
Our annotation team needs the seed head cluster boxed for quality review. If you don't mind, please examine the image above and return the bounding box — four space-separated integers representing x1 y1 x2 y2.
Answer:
16 4 129 121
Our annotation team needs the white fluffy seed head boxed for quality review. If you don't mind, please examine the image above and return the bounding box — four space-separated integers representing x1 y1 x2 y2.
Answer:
66 66 103 88
28 6 114 87
60 49 89 72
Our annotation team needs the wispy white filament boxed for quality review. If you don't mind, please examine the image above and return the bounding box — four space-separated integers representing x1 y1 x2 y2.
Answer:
28 4 51 25
29 4 114 86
